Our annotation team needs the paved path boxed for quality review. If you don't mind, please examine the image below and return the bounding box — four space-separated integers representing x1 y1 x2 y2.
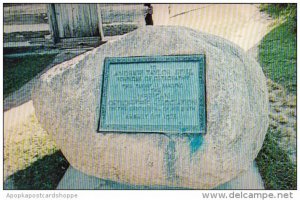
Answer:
152 4 273 51
4 24 49 33
4 101 35 131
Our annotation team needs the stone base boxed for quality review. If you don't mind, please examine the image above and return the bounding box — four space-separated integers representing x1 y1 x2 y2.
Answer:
57 161 264 190
214 161 265 189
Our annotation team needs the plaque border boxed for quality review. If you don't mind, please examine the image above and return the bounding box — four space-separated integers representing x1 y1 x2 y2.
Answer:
98 55 206 134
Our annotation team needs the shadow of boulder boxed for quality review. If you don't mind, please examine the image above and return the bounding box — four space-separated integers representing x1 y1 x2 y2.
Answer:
4 150 69 190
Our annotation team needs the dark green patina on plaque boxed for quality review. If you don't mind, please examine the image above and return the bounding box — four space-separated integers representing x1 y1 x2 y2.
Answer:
98 55 206 134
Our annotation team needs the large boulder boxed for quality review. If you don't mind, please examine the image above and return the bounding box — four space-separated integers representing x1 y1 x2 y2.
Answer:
32 26 269 189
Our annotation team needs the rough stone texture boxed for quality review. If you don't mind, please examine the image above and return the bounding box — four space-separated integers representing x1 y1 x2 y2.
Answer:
57 166 185 189
32 26 269 189
57 161 264 189
214 161 264 189
4 49 87 111
246 46 296 164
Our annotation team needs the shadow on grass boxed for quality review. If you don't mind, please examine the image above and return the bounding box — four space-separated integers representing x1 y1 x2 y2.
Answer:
4 131 296 190
256 129 297 190
3 54 57 99
5 150 69 190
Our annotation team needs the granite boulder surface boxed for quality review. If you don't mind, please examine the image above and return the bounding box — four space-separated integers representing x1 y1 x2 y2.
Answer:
32 26 269 189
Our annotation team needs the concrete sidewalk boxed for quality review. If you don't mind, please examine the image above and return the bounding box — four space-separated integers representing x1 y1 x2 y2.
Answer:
152 4 273 51
4 24 49 33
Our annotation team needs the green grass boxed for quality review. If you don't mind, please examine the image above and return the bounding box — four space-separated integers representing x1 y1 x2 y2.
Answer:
256 4 297 190
260 4 296 34
4 114 69 190
256 129 296 190
259 21 296 94
6 151 69 190
260 4 295 18
3 54 57 98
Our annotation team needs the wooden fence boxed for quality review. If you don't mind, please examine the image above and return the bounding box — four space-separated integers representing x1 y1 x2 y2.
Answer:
47 4 104 43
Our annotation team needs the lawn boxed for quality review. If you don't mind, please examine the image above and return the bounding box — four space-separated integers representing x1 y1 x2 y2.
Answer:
256 129 296 189
3 54 57 98
6 151 69 190
256 3 297 190
259 4 296 94
4 114 69 190
259 21 296 94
